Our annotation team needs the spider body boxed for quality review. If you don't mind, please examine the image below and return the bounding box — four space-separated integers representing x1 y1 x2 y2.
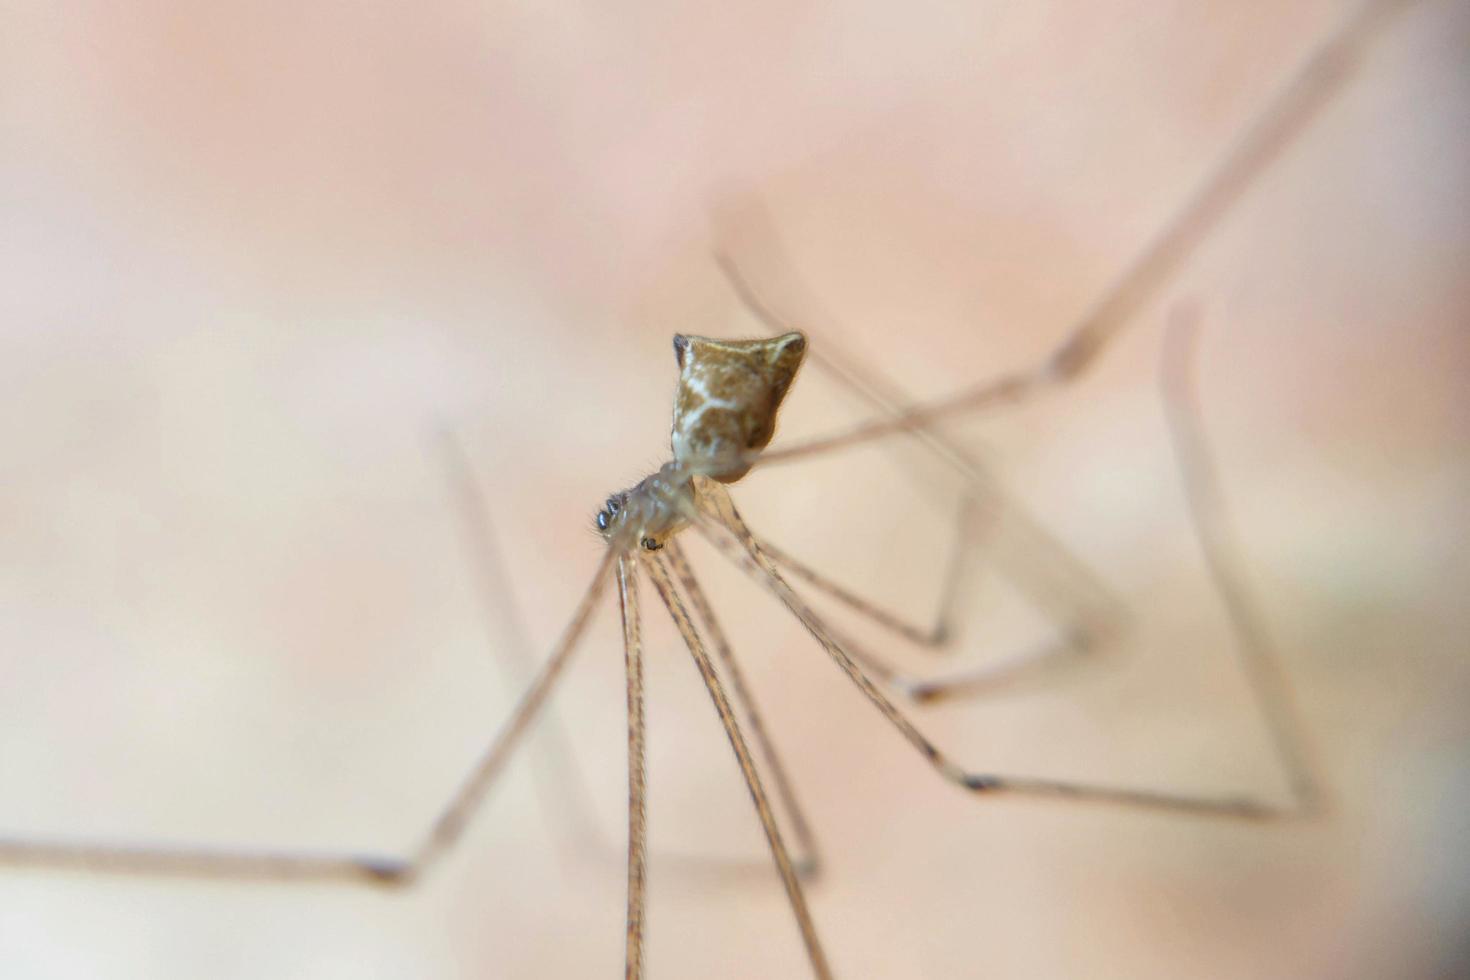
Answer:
595 331 807 551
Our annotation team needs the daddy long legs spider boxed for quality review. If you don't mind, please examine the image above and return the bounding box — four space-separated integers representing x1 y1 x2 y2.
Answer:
2 0 1459 976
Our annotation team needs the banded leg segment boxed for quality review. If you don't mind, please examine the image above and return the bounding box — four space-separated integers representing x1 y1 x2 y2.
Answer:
753 503 977 652
664 540 822 877
617 556 649 980
746 512 1123 705
689 479 1295 821
643 553 833 980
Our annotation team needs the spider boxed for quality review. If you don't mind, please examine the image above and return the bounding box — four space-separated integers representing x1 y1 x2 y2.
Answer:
2 3 1414 975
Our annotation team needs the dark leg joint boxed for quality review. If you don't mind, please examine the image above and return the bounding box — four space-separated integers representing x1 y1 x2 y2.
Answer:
1218 798 1278 821
908 682 947 705
356 856 416 887
793 856 823 882
1047 330 1103 381
964 775 1001 792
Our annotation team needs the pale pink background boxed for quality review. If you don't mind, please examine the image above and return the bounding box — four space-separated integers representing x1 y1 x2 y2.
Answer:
1 1 1466 978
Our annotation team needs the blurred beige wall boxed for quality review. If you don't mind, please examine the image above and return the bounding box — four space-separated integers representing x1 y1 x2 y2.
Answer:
1 1 1466 978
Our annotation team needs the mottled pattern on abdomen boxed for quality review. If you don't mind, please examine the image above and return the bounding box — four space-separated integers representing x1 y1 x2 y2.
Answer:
670 331 805 482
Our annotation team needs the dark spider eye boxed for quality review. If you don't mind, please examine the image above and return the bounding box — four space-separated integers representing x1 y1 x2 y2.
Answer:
605 496 621 514
673 334 690 369
640 537 662 551
595 510 610 531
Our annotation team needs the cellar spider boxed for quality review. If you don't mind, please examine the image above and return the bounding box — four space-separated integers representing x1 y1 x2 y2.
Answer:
0 2 1411 976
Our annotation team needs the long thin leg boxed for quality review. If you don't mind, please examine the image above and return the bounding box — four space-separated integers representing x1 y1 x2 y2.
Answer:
714 216 1008 649
664 540 822 877
730 0 1411 473
435 427 604 856
411 547 618 873
747 516 1120 704
714 207 1330 807
710 0 1410 698
1161 310 1327 815
617 555 649 980
443 435 822 891
806 597 1099 707
753 504 977 650
0 549 618 886
723 258 1127 699
716 214 1129 700
642 552 833 980
688 479 1296 820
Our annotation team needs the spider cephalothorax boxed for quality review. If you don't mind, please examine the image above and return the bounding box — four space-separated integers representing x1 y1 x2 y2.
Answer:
592 463 691 552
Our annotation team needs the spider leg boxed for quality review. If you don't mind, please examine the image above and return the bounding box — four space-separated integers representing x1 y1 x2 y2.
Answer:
616 555 649 980
716 231 1126 703
689 481 1304 821
643 551 833 980
1160 309 1327 814
728 0 1408 472
435 426 604 858
665 539 823 877
0 550 617 887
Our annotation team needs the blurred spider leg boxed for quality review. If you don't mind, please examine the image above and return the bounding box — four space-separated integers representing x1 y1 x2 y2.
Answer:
718 259 1127 701
688 480 1291 820
0 838 411 887
898 497 1130 703
738 0 1411 472
664 539 822 877
643 552 833 980
714 245 992 653
617 554 649 980
405 547 617 878
744 509 1122 704
752 505 978 651
434 427 604 857
1161 310 1327 814
0 549 618 887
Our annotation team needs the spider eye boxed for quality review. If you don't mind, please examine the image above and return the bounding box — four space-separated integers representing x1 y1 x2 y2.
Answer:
605 496 621 514
640 537 663 552
595 510 610 531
